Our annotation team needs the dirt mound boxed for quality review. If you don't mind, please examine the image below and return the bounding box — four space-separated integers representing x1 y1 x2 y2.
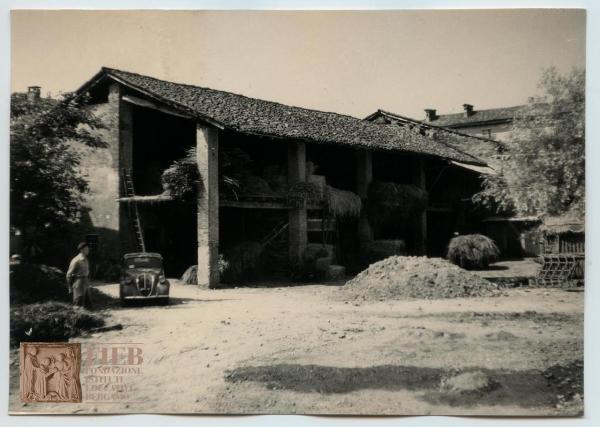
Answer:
342 256 499 301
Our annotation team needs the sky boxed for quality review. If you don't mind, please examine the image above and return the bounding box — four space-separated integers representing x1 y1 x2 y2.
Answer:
11 9 585 120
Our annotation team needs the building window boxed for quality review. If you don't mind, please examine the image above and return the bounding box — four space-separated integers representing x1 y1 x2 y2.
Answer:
482 129 493 139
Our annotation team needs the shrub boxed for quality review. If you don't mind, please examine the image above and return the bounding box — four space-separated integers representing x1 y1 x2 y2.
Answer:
447 234 500 270
10 301 104 347
10 262 70 304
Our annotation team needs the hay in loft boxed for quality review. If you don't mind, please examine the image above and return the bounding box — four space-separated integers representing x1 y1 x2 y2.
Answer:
161 147 202 202
368 181 428 225
240 174 273 195
325 185 362 219
287 182 322 208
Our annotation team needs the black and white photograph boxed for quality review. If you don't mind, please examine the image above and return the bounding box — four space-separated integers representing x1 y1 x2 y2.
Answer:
6 7 590 419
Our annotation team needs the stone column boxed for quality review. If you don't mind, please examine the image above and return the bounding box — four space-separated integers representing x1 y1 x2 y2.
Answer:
288 141 307 266
196 125 220 288
356 149 373 260
412 157 427 255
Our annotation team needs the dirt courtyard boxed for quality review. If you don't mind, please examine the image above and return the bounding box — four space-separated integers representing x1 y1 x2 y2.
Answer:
10 280 583 416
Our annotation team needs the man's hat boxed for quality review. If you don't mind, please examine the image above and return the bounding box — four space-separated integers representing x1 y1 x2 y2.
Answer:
77 242 89 251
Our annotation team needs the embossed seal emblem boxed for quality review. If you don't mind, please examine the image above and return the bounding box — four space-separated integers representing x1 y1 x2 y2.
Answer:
20 343 82 403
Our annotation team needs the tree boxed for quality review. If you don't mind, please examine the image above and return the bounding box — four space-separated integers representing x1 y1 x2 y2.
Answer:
474 67 585 217
10 92 105 259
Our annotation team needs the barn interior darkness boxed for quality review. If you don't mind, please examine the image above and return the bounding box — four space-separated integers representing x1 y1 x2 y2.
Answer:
219 132 290 280
131 106 197 276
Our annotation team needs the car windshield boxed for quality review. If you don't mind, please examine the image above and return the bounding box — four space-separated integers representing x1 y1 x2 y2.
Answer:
125 256 162 269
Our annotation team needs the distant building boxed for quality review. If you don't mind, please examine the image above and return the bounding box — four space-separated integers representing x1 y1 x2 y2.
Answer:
418 104 523 142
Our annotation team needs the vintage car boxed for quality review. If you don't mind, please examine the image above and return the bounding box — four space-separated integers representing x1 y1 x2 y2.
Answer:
119 252 170 305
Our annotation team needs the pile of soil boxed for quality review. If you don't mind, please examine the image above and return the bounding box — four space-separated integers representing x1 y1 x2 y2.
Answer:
342 256 499 301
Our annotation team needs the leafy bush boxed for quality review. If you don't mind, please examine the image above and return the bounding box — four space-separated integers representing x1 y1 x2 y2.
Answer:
10 262 70 304
447 234 500 270
161 147 202 202
10 301 104 347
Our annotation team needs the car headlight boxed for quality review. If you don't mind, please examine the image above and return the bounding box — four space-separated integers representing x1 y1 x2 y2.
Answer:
158 273 166 284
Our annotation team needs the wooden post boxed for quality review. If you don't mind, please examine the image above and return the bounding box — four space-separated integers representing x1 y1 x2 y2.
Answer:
196 125 220 288
356 150 373 259
288 141 307 266
413 157 427 255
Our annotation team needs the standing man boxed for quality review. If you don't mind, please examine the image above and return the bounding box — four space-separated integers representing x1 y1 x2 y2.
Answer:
66 242 93 308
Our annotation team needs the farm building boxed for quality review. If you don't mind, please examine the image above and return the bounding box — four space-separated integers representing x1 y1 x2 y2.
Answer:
73 67 494 287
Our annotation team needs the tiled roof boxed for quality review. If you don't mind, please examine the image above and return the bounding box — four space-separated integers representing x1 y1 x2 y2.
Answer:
77 68 486 166
425 106 523 127
366 109 502 145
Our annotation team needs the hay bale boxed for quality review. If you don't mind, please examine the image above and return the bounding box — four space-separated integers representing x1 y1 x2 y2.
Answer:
305 243 334 263
181 265 198 285
447 234 500 270
325 185 362 219
315 257 332 275
342 256 499 301
328 265 346 280
287 182 322 208
308 175 327 198
240 175 273 195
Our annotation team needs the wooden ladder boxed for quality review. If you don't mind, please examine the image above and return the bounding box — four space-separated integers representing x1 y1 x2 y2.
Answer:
122 169 146 252
260 221 289 248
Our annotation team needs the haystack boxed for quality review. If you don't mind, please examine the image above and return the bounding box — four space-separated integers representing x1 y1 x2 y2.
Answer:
325 185 362 219
447 234 500 270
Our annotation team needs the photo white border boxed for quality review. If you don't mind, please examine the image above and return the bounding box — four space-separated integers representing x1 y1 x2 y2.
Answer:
0 1 597 426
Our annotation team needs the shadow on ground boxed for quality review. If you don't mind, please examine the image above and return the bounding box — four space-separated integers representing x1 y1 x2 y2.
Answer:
225 362 582 409
89 287 213 311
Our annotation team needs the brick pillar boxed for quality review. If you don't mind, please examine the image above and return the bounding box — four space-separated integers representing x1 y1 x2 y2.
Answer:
356 149 373 260
111 83 136 254
288 141 307 266
412 157 427 255
196 125 220 288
